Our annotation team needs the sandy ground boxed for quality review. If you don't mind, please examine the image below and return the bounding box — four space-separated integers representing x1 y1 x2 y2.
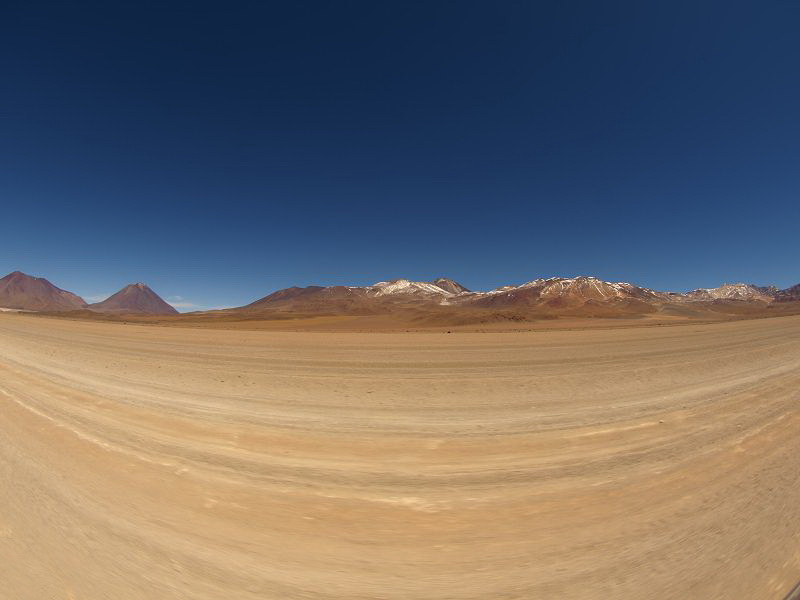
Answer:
30 310 748 333
1 312 799 599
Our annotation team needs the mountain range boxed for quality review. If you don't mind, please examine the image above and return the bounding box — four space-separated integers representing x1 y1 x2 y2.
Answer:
235 276 799 322
1 271 798 320
243 276 800 308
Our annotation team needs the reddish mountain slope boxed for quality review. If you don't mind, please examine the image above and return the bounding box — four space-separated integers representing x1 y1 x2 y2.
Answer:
0 271 87 311
244 285 381 314
89 283 178 315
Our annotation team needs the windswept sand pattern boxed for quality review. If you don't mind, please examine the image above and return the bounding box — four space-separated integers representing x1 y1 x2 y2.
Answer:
1 313 800 599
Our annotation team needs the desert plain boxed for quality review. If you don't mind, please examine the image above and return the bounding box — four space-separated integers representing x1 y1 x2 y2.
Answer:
1 311 799 599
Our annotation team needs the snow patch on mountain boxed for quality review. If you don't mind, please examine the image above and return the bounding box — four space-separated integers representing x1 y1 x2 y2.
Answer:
483 276 662 300
684 283 773 302
370 279 453 297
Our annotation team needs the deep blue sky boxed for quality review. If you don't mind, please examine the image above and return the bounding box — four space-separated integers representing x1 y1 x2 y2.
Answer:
2 1 799 310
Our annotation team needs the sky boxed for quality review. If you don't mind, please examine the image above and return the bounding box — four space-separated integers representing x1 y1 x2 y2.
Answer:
1 1 799 310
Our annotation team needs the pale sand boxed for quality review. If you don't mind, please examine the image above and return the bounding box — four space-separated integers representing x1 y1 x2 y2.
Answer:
1 312 799 599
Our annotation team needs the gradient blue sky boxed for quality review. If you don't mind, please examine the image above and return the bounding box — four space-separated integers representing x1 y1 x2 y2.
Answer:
2 1 799 310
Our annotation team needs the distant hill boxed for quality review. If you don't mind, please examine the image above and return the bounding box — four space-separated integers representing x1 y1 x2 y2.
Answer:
0 271 87 311
89 283 178 315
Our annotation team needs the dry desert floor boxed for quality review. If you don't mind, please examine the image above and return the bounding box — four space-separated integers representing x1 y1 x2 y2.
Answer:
1 312 800 599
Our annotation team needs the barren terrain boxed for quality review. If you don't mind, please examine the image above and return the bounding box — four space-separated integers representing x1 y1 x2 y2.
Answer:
1 312 799 599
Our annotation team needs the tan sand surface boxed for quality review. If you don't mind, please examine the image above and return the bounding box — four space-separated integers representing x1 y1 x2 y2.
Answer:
1 312 799 599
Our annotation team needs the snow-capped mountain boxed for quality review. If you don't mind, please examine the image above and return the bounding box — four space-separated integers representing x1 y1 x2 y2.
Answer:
239 273 800 321
242 275 675 315
368 279 458 297
471 276 664 307
683 283 774 303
